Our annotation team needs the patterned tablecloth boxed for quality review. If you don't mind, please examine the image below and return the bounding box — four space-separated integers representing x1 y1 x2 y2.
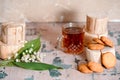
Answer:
0 22 120 80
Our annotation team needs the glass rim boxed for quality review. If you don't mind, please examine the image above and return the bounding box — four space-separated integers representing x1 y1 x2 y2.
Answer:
62 22 85 28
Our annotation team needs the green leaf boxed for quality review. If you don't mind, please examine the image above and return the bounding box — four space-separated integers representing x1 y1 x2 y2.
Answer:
13 62 62 70
16 38 41 59
0 60 15 67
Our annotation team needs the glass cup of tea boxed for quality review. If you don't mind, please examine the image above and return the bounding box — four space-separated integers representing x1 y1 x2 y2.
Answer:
57 23 85 54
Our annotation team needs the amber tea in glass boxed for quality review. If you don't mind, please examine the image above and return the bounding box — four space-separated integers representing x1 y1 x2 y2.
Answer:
59 23 85 54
